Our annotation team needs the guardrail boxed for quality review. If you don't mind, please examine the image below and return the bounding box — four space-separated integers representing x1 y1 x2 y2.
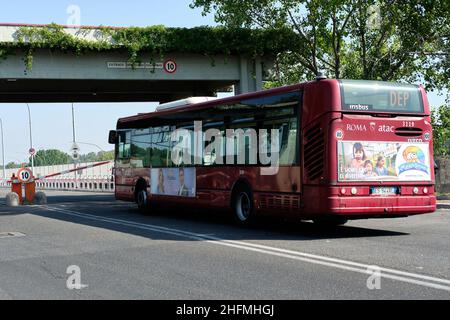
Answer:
0 162 115 193
1 176 115 192
37 176 115 192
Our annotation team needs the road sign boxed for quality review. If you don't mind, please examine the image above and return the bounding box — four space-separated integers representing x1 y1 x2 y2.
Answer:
71 143 80 161
71 143 80 152
164 59 177 74
29 148 36 156
72 152 80 161
17 168 33 183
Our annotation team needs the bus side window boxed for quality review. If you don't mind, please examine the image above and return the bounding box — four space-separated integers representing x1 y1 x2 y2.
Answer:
280 118 298 165
130 129 152 168
118 131 131 161
204 131 225 166
261 117 298 166
150 128 172 167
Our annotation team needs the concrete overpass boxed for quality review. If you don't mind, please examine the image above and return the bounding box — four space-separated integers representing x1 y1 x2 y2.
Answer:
0 24 278 103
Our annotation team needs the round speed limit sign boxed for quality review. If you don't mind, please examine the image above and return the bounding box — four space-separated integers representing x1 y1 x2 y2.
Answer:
17 168 33 183
164 59 177 74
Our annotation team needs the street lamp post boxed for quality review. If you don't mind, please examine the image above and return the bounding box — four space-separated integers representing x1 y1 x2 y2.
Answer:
71 141 109 179
72 103 78 188
76 142 105 152
0 118 5 180
72 103 76 145
26 103 34 176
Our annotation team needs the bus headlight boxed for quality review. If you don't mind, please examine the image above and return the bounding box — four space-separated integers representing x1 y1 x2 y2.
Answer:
340 188 347 195
423 187 428 194
351 187 358 195
413 187 419 194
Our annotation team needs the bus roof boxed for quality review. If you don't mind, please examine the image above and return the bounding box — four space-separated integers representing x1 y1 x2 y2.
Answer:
116 78 427 128
117 81 311 127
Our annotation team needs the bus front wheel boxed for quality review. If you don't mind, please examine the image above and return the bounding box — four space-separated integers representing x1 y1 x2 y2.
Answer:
232 186 254 224
136 188 149 212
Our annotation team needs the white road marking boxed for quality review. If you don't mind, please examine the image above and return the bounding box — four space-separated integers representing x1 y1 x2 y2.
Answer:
41 205 450 293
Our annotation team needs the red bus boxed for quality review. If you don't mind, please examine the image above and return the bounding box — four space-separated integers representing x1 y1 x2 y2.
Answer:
109 77 436 226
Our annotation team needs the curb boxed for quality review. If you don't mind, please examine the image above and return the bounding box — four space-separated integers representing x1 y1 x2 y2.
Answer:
437 203 450 209
437 196 450 200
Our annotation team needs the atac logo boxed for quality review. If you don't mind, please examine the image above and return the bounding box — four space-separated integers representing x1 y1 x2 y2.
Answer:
335 129 344 140
424 132 431 141
346 122 394 133
378 125 395 133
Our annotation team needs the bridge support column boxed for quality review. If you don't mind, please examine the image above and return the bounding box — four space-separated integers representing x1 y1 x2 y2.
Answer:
236 56 264 95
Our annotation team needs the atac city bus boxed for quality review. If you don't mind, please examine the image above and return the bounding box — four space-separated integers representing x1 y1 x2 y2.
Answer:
109 77 436 226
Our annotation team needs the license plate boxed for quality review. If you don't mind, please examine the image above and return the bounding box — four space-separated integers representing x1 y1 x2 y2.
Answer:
370 187 398 196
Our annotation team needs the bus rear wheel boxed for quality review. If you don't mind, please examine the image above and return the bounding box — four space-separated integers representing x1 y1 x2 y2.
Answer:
232 186 254 224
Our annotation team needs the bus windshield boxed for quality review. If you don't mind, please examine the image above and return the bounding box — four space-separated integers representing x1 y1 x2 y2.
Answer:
340 80 423 113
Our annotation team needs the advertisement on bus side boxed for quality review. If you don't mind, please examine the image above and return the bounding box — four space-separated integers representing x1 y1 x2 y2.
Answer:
337 141 431 182
150 167 196 197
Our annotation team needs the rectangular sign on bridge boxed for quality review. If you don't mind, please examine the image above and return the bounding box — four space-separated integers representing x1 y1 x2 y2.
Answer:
106 62 164 69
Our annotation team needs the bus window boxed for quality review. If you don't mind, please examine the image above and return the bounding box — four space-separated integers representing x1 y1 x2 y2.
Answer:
150 127 172 167
279 118 298 165
203 122 225 166
227 119 257 166
130 129 151 168
118 130 131 161
261 117 298 166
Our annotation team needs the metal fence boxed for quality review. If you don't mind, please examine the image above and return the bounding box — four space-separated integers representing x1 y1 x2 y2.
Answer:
0 161 115 193
1 176 115 193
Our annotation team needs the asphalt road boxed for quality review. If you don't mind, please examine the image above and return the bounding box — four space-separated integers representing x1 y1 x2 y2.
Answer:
0 189 449 300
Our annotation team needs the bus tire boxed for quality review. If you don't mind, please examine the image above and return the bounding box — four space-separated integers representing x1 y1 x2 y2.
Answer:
136 187 149 213
313 217 348 227
232 185 254 224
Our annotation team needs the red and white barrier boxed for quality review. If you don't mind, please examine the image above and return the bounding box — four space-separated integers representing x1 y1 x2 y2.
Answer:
35 176 115 192
1 161 115 193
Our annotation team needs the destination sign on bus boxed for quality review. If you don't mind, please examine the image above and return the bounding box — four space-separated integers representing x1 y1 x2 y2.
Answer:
341 80 423 113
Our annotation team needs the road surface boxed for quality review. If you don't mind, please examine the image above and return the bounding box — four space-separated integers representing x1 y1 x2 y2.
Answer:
0 189 449 299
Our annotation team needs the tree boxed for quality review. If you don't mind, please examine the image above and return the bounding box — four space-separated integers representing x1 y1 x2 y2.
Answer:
97 151 114 161
6 162 20 169
431 105 450 156
191 0 449 91
31 149 72 166
79 151 114 162
79 152 97 163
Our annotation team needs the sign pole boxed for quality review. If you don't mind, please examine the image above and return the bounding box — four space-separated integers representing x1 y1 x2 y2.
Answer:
26 104 34 176
72 103 77 189
0 118 5 180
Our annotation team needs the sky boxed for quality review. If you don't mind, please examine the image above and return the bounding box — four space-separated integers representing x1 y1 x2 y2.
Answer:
0 0 217 164
0 0 448 164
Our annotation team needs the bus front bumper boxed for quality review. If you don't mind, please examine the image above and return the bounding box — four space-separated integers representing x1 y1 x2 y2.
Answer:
328 195 436 216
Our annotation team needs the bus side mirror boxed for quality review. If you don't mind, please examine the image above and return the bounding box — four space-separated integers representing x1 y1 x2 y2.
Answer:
108 130 117 144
